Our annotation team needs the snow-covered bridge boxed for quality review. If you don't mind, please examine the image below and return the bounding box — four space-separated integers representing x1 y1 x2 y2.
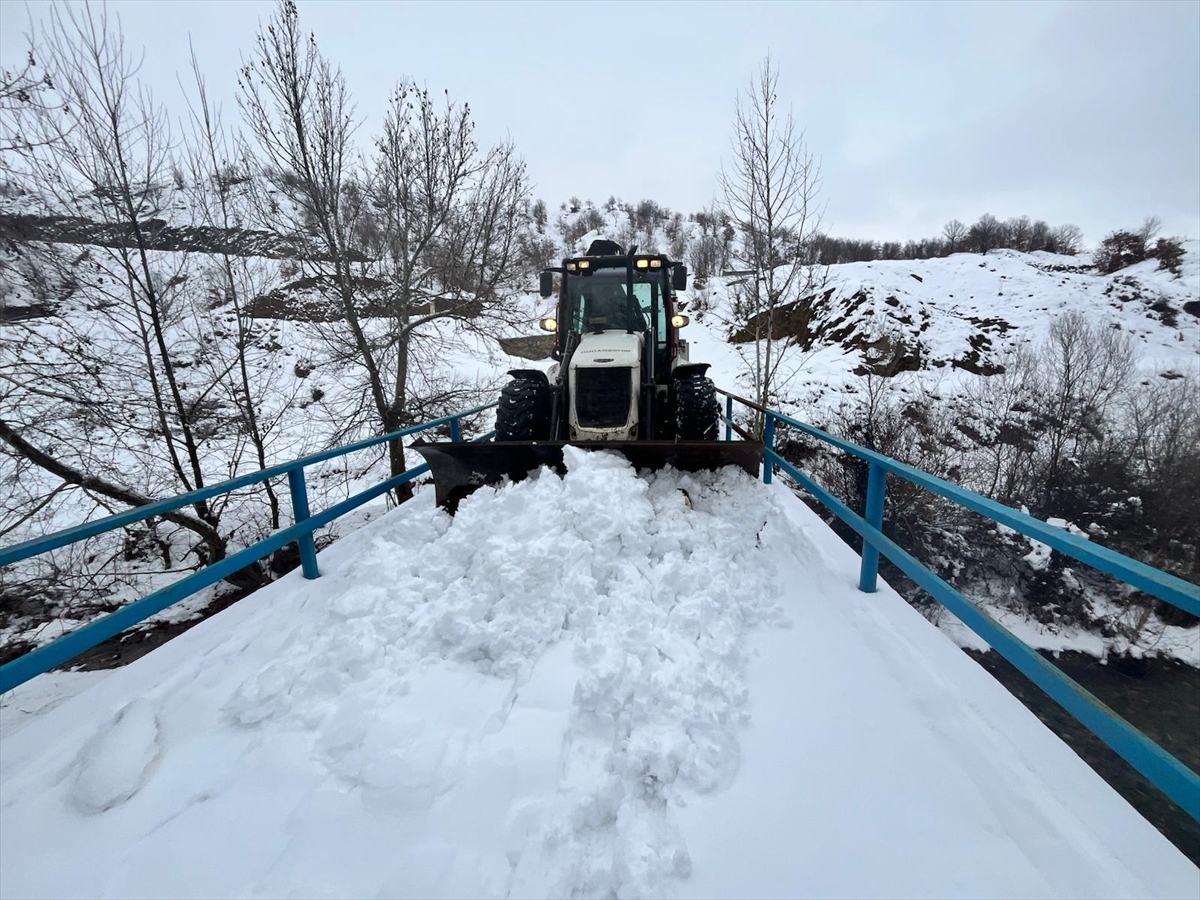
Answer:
2 388 1200 900
1 446 1197 899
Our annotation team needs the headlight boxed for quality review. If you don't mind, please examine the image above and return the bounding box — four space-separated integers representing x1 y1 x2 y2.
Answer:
671 314 690 328
539 317 558 332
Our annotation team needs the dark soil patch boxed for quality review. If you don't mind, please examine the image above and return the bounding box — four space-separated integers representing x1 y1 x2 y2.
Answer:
63 587 255 672
964 314 1015 335
0 302 56 323
728 287 838 348
952 333 1006 375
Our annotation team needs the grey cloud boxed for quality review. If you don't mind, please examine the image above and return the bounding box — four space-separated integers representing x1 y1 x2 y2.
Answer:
1 0 1195 244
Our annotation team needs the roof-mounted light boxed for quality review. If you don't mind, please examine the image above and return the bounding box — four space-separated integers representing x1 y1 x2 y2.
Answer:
566 262 577 272
635 258 649 269
577 259 590 270
649 259 662 269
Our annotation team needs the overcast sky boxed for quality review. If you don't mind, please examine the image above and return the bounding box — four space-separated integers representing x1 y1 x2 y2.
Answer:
2 0 1197 245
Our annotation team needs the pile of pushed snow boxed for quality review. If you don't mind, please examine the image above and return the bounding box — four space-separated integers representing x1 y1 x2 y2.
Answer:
2 449 1196 899
221 448 786 897
0 450 788 899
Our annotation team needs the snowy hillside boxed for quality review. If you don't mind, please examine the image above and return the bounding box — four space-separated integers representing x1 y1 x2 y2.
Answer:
520 204 1198 405
2 451 1196 899
696 243 1199 407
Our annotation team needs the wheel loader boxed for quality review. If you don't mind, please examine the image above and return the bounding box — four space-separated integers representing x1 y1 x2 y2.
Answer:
413 239 762 510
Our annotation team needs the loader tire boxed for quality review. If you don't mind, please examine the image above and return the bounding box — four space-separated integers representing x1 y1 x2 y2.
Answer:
674 374 720 441
496 375 551 441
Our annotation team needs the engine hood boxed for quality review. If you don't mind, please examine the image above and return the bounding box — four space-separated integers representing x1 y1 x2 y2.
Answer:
569 331 642 370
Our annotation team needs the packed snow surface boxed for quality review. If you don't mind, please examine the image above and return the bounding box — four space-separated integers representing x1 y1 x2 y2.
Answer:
1 450 1196 899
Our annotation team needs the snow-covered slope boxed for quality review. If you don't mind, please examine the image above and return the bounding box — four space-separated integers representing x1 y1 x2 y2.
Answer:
1 451 1195 899
692 243 1199 407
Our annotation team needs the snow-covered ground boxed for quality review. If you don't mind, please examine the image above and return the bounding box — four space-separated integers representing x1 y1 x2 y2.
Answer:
1 451 1195 899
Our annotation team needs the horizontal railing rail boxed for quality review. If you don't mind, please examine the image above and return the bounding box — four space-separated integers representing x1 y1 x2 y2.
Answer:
0 404 497 570
0 404 496 694
716 387 1200 823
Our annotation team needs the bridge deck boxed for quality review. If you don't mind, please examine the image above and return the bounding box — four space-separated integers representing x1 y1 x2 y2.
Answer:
1 449 1195 899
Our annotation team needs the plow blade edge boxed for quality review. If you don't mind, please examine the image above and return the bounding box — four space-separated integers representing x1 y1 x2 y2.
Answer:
411 440 764 512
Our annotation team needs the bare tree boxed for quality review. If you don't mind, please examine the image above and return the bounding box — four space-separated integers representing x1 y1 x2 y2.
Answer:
1037 311 1136 516
237 1 401 481
1121 375 1200 581
181 43 287 531
362 79 530 451
239 1 528 499
719 54 826 430
1007 215 1032 252
958 345 1041 502
1048 223 1081 255
688 203 727 281
940 219 967 252
1 2 240 570
0 24 68 162
968 213 1001 254
1138 215 1162 243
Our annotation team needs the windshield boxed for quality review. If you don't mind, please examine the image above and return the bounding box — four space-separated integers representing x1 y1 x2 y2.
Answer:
566 270 656 333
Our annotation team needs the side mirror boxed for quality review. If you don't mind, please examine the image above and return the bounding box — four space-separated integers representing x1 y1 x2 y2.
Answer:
671 264 688 292
539 271 554 298
539 316 558 332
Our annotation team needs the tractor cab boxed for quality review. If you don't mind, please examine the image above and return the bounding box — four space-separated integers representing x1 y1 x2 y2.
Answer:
538 240 691 403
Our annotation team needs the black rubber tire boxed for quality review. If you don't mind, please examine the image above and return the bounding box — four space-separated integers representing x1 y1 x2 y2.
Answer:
495 375 551 441
674 374 720 441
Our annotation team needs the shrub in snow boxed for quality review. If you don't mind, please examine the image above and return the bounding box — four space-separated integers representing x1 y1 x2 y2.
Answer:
1154 237 1185 276
1094 231 1148 275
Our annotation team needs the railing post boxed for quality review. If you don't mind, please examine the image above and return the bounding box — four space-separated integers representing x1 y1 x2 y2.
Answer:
287 467 320 580
858 461 887 593
762 414 776 484
449 416 462 443
725 394 733 442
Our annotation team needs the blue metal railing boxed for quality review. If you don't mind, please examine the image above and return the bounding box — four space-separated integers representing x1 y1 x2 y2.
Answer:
717 387 1200 823
0 404 497 694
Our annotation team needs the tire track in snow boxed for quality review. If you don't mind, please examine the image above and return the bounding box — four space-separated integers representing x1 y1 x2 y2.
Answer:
216 448 788 899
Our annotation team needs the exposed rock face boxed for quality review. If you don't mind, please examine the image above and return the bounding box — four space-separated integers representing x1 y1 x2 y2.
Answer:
0 212 351 261
498 334 556 360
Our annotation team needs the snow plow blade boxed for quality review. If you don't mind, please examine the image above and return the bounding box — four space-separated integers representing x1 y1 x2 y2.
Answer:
411 440 764 512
